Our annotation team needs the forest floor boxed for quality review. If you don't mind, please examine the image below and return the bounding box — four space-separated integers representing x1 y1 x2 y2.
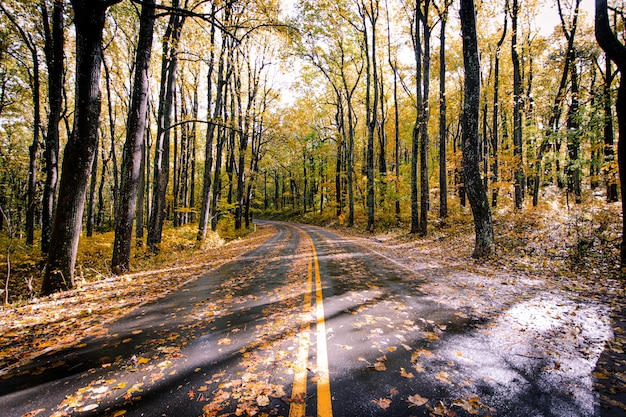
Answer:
1 190 626 414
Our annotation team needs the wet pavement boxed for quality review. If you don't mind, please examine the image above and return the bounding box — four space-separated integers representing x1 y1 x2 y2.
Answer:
0 221 617 416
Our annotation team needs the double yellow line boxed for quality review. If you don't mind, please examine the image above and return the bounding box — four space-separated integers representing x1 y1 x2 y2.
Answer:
289 234 333 417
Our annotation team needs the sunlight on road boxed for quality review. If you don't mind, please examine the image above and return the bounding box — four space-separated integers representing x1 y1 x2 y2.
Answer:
438 293 613 416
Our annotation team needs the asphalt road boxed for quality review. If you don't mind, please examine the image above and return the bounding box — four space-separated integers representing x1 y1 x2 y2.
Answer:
0 221 611 416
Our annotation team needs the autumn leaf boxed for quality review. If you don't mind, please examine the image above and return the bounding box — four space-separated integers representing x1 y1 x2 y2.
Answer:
218 337 232 345
452 396 485 415
407 393 428 407
374 361 387 371
436 371 452 384
372 398 392 409
400 367 414 378
137 357 150 364
257 394 270 406
113 382 127 390
432 401 457 416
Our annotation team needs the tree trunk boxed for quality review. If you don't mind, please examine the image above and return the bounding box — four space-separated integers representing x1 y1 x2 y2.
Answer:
198 4 222 240
460 0 495 258
42 0 119 295
410 0 422 234
361 1 378 232
437 3 450 218
566 58 582 203
148 6 184 249
511 0 524 209
604 55 619 202
86 144 98 237
595 0 626 269
418 0 431 236
41 0 63 253
492 7 507 207
112 0 155 273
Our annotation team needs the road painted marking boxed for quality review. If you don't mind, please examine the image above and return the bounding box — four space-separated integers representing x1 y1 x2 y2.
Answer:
289 231 333 417
289 250 313 417
312 242 333 417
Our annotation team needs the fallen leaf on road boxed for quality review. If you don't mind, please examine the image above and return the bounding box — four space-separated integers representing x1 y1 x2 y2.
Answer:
436 371 452 384
407 393 428 407
257 394 270 406
372 398 391 409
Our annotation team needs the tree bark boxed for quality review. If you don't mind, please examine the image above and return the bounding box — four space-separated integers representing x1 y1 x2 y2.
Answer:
603 54 619 202
437 1 450 218
148 4 184 249
112 0 156 273
42 0 120 295
40 1 63 253
511 0 524 209
418 0 431 236
460 0 495 258
491 6 507 207
595 0 626 269
410 0 422 234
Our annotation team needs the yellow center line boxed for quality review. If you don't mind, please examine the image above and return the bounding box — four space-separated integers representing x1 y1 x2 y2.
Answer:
289 250 313 417
289 231 333 417
312 242 333 417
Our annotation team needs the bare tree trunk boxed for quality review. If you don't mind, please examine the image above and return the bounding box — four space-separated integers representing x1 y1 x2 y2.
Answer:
418 0 431 236
42 0 120 295
492 6 507 207
86 145 98 237
595 0 626 269
436 1 451 218
40 0 63 253
460 0 495 258
603 54 619 202
112 0 155 273
148 4 185 249
511 0 524 209
410 0 422 234
361 0 379 232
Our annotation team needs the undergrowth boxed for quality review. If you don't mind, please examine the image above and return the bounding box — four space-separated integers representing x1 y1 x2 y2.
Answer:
0 218 253 305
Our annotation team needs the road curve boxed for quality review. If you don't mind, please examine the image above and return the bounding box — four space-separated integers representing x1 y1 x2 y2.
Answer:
0 221 606 416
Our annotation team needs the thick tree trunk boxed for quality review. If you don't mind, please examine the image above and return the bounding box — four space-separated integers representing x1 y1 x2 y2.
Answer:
112 0 155 273
42 0 119 295
148 7 184 249
596 0 626 269
40 1 63 253
410 1 422 234
460 0 495 258
198 7 222 240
